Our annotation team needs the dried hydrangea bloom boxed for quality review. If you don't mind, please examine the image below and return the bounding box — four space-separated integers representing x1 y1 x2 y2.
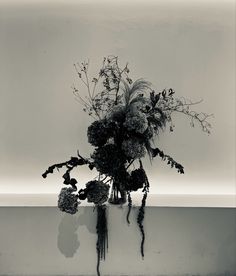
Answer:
124 111 148 134
106 104 126 122
128 168 146 191
87 119 114 147
91 144 126 175
122 139 146 159
58 187 79 215
86 180 110 205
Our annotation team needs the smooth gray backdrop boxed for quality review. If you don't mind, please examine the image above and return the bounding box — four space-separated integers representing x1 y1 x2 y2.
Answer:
0 0 235 194
0 206 235 275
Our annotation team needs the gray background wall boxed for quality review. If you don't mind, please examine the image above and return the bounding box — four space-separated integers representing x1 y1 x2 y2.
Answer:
0 0 235 195
0 2 235 275
0 206 235 275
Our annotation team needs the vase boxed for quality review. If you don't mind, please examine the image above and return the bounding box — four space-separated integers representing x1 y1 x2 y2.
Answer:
108 182 127 204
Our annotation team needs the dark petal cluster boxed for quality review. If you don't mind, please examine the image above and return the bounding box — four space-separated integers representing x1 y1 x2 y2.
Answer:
124 111 148 134
127 169 146 191
78 188 88 200
58 187 79 214
87 120 114 147
86 180 110 205
107 104 126 123
121 139 146 159
91 144 127 175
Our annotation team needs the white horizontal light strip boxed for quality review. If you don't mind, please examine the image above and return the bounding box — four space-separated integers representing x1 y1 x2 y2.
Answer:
0 193 235 207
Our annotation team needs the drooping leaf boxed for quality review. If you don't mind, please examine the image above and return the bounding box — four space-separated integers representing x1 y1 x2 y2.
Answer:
151 147 184 174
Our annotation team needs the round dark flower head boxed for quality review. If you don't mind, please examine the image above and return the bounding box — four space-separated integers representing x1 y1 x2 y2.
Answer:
91 143 127 175
121 139 146 159
58 187 79 214
124 111 148 134
127 168 146 191
86 180 110 205
106 104 126 123
87 119 114 147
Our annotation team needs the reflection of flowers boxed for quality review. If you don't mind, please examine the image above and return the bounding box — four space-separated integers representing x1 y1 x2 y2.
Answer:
122 139 146 159
58 214 80 258
58 187 79 215
124 111 148 134
86 180 110 205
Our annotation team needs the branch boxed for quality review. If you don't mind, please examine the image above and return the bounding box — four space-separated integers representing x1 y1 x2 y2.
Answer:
151 147 184 174
159 96 213 134
42 153 94 189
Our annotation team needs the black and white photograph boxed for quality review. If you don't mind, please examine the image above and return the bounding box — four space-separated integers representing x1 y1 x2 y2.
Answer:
0 0 235 275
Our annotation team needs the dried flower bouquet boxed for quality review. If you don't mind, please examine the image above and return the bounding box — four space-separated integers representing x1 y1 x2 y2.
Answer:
42 56 212 276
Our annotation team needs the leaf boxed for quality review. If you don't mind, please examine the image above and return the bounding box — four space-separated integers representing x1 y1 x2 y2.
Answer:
150 91 155 105
155 93 160 104
150 91 160 107
162 89 166 98
168 88 175 96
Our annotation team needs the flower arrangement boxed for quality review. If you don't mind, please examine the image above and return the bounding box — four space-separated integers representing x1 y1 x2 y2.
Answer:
42 56 212 276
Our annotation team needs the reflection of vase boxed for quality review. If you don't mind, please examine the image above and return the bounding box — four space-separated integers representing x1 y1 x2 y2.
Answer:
108 182 127 204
